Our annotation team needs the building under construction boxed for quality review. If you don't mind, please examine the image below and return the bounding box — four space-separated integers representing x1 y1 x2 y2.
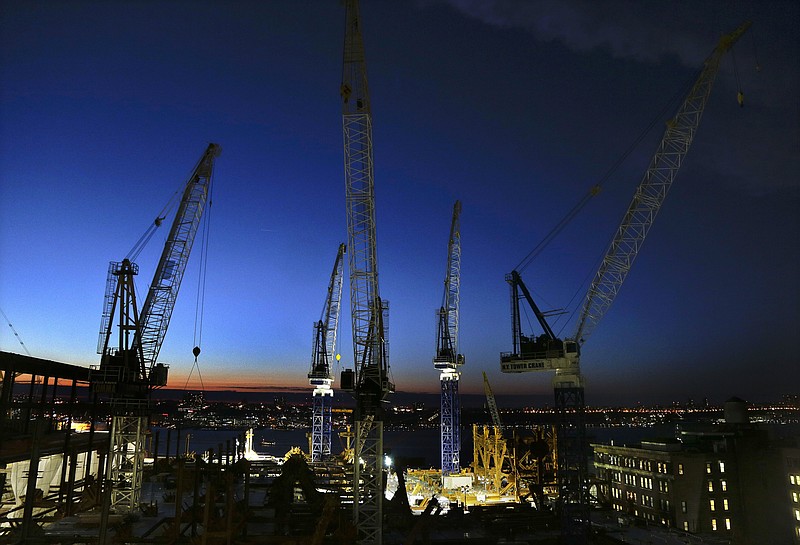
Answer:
0 349 562 544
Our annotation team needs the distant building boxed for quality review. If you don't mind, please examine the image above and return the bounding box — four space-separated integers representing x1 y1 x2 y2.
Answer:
592 397 800 545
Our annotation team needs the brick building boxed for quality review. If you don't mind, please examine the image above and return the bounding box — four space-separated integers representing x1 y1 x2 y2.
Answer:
592 398 800 544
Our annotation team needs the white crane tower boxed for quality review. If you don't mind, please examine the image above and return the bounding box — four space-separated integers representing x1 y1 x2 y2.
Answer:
500 22 750 543
339 1 393 543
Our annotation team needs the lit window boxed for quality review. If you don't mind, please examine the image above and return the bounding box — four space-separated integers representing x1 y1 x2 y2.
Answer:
725 518 731 530
706 463 712 474
792 475 796 485
712 519 717 531
708 481 714 492
710 499 716 511
723 498 729 511
795 509 800 521
719 462 726 473
681 501 687 514
683 521 689 531
793 492 798 503
721 480 727 492
678 463 684 475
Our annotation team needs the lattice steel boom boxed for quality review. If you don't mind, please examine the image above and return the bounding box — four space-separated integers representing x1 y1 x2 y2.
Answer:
309 243 346 462
573 21 751 348
134 143 221 384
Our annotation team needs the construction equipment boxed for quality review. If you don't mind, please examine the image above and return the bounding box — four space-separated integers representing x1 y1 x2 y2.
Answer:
339 1 393 543
308 243 346 463
92 143 220 521
482 371 502 430
433 201 464 477
500 22 750 543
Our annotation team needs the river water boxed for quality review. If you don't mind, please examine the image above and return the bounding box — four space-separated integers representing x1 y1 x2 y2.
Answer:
153 423 793 468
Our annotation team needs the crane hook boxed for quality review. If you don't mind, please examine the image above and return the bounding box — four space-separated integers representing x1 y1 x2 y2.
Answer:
192 345 201 362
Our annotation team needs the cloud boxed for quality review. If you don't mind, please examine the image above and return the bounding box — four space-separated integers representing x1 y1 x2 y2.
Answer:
429 0 728 66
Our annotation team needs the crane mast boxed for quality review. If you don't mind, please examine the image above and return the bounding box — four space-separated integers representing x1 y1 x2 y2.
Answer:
434 201 464 476
340 1 392 542
499 22 750 543
308 243 346 462
92 143 220 523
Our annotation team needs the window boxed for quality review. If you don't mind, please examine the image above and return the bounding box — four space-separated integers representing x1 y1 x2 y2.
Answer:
721 479 727 492
706 463 712 474
719 461 726 473
725 518 731 530
793 492 798 503
678 463 684 475
683 521 689 531
712 519 717 531
723 498 729 511
710 499 716 511
791 475 796 485
681 501 687 514
708 481 714 492
795 509 800 521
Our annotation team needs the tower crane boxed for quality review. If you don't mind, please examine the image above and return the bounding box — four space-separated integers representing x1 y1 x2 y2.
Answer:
339 1 393 543
93 143 220 517
433 201 464 477
308 243 346 463
500 22 750 543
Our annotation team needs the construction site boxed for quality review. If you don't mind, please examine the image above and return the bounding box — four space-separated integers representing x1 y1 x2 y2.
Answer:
0 1 757 544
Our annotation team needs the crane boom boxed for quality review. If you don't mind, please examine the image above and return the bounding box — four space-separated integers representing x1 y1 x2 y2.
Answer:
573 21 751 345
309 243 346 385
133 143 221 384
309 243 346 463
434 200 463 369
482 371 502 429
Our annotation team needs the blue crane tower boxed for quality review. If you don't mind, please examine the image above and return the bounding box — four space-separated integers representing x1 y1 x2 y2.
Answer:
433 201 464 477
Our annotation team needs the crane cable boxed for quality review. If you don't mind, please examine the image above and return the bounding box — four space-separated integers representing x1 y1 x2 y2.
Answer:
515 70 699 276
126 183 184 262
732 47 744 107
0 306 31 356
185 182 213 392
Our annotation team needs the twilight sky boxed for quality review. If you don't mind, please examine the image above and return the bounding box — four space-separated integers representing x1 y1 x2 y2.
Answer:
1 1 797 406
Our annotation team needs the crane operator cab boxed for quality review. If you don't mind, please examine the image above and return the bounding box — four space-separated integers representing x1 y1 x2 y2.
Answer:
500 337 580 373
